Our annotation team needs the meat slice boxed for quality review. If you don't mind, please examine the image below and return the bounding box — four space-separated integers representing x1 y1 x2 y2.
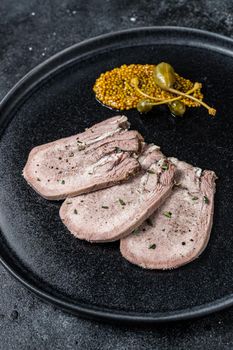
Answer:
23 116 143 200
120 158 217 270
59 145 175 242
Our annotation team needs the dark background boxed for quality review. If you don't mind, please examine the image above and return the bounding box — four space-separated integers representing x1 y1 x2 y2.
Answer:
1 1 233 349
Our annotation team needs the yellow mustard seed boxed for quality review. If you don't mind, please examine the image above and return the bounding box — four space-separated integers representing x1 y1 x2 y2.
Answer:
93 64 203 110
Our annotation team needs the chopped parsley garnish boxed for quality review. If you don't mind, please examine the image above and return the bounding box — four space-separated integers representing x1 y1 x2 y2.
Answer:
74 209 78 214
163 211 172 218
161 163 169 171
37 178 41 181
147 169 155 174
132 228 140 236
148 243 156 249
66 201 72 205
146 218 153 227
61 180 65 184
204 196 209 204
102 205 109 209
192 196 198 201
119 198 126 206
115 147 122 153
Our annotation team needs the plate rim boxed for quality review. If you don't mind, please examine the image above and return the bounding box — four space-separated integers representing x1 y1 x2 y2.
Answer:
1 26 233 324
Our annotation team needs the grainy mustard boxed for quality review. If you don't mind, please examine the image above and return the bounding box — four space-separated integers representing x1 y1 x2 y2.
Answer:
93 64 203 111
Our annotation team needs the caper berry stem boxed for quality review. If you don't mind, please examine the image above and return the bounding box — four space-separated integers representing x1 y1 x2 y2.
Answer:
168 87 216 116
139 83 201 107
130 79 161 101
130 78 201 104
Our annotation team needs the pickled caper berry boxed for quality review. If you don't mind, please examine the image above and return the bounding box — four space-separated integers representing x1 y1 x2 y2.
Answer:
169 100 186 117
153 62 216 116
153 62 176 90
137 100 153 113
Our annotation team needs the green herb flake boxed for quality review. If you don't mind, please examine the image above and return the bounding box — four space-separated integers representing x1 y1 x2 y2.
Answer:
161 163 169 171
204 196 209 204
147 169 155 174
132 228 140 236
119 198 126 206
146 218 153 227
61 180 65 184
115 147 122 153
148 243 156 249
69 152 74 157
163 211 172 218
192 196 198 201
66 201 72 205
37 178 41 181
74 209 78 214
102 205 109 209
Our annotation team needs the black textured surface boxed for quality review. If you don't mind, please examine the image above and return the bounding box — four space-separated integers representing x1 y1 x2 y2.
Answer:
1 1 233 349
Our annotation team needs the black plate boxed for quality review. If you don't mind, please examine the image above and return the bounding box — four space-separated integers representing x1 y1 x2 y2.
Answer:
1 27 233 324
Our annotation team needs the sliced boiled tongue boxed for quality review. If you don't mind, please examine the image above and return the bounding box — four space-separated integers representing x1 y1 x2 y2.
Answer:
59 144 175 242
120 158 217 270
23 116 143 200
